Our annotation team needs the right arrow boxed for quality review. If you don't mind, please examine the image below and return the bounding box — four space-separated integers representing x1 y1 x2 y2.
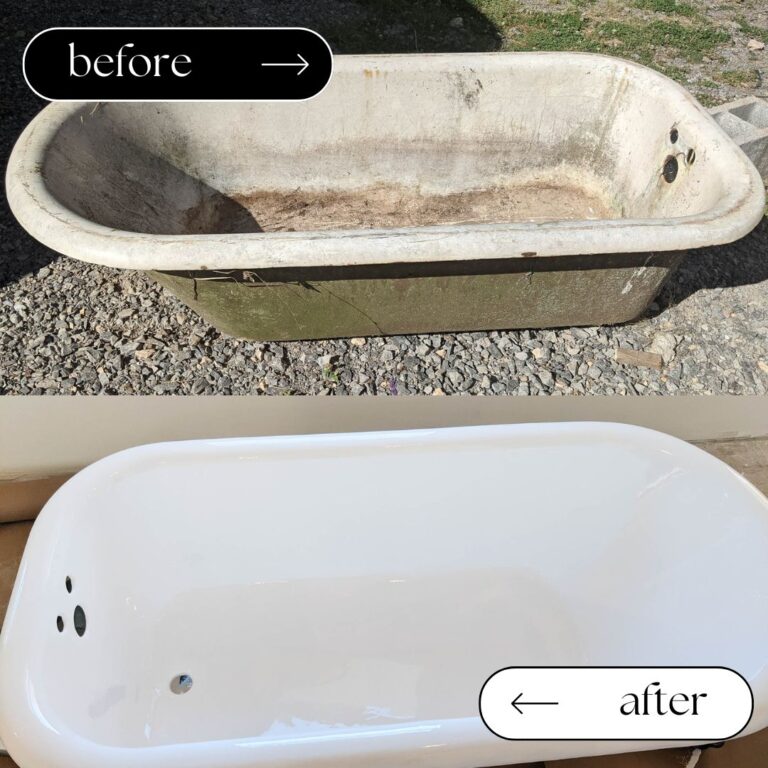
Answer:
511 692 560 714
261 53 309 76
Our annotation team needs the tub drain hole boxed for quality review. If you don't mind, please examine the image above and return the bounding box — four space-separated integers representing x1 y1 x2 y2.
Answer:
662 155 678 183
56 616 64 632
171 674 193 694
73 605 86 636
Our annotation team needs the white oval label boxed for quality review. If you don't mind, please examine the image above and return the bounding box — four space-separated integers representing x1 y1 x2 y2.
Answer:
479 667 753 741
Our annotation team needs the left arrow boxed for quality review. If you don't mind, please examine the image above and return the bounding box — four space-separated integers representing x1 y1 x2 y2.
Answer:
511 693 559 715
261 53 309 76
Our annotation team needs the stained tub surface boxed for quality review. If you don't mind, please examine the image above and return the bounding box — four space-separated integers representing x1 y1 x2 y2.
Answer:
1 423 768 768
7 53 765 339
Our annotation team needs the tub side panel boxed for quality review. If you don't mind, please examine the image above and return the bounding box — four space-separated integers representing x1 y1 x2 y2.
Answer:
150 253 683 341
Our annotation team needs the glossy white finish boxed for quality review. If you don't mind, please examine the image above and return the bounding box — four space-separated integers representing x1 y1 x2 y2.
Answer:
1 423 768 768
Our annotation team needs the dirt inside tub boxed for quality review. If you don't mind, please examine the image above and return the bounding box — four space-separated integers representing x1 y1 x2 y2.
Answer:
42 111 621 236
230 181 617 232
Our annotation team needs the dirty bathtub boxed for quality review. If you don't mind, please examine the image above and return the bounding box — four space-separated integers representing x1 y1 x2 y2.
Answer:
7 53 766 340
2 423 768 768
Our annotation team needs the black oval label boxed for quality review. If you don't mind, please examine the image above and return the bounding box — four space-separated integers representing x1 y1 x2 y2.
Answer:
24 27 333 101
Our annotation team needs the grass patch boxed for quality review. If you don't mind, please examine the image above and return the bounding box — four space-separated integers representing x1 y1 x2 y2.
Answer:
694 91 719 108
470 4 729 65
634 0 696 17
717 69 759 87
322 365 340 383
591 18 729 63
310 0 733 84
657 63 687 81
497 9 602 52
476 6 626 55
736 17 768 39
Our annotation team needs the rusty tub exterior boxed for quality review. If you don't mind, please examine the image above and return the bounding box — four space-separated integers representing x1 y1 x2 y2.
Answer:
150 252 684 340
7 53 765 340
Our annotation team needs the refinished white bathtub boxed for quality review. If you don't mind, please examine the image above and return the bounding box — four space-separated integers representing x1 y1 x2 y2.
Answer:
1 423 767 767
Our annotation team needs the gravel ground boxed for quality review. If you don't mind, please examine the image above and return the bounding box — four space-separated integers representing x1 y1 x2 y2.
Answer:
1 0 767 395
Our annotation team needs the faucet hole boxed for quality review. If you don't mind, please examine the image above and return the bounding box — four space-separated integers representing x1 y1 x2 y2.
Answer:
170 674 193 694
73 605 86 637
662 155 678 183
670 128 679 144
65 576 72 593
56 616 64 632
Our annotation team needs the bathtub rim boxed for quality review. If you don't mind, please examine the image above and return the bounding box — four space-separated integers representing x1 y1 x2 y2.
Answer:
6 52 766 272
1 421 768 768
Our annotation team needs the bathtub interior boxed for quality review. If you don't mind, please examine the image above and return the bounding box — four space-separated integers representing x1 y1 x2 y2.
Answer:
19 430 768 749
39 55 730 237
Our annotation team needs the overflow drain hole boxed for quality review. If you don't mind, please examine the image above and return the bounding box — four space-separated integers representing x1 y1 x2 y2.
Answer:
686 148 696 165
56 616 64 632
171 674 193 694
73 605 86 636
65 576 72 593
662 155 678 183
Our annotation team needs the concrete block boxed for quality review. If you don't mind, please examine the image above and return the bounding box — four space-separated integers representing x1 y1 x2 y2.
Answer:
710 97 768 181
